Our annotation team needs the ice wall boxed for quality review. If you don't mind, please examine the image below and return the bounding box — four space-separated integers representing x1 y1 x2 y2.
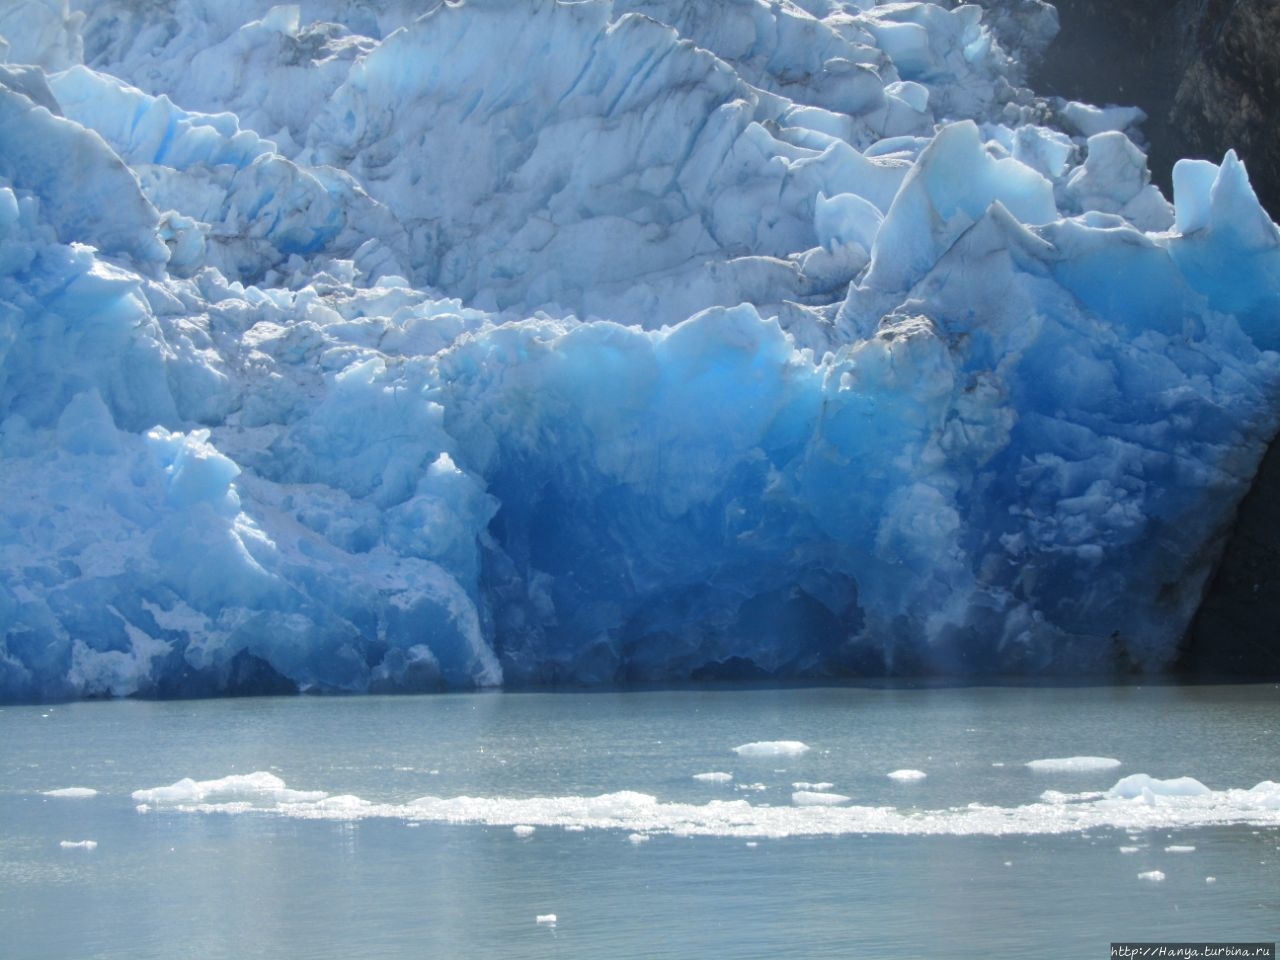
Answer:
0 0 1278 699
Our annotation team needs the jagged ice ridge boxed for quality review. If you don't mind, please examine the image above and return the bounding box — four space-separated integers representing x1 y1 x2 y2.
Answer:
1 0 1278 699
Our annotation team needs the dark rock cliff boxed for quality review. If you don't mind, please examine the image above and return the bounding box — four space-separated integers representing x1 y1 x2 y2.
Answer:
1033 0 1280 676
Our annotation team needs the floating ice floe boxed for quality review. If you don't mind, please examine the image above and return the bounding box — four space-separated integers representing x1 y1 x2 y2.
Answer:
59 840 97 850
693 772 734 783
128 772 1280 839
887 769 927 782
1026 758 1122 773
792 791 851 806
42 787 99 798
733 742 810 758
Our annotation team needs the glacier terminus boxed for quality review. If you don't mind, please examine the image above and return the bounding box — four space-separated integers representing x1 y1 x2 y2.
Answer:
1 0 1279 699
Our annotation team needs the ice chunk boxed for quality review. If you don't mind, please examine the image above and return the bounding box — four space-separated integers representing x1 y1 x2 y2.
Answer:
734 742 810 758
792 782 834 791
792 791 851 806
59 840 97 850
1026 757 1122 773
132 772 328 806
1137 870 1165 882
1060 102 1146 138
535 914 557 925
1119 846 1139 854
43 787 98 798
1106 775 1212 800
887 770 927 782
1164 845 1195 853
693 772 733 783
627 833 650 845
512 825 536 838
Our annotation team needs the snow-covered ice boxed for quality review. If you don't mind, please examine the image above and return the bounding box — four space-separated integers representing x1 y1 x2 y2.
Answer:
59 840 97 850
1 0 1279 699
43 787 98 798
693 772 733 783
535 914 557 925
887 769 927 782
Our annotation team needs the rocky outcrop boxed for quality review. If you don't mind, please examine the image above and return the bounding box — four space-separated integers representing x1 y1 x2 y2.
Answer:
1034 0 1280 676
1034 0 1280 218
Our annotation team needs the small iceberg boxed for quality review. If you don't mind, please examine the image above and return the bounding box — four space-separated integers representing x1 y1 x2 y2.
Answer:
733 742 810 758
1025 757 1121 773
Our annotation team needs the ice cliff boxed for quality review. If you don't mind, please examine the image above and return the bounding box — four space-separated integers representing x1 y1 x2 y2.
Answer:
1 0 1278 700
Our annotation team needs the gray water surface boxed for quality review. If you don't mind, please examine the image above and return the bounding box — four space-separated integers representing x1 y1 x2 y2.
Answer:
2 684 1277 959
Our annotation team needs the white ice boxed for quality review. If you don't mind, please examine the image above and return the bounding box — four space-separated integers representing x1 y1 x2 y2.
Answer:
733 742 811 758
1 0 1279 699
43 787 98 798
1026 758 1122 773
128 772 1280 839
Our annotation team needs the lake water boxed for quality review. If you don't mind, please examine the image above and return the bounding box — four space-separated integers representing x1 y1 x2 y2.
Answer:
2 684 1277 959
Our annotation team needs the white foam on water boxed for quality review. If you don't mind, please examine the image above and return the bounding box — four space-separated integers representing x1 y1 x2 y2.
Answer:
792 791 851 807
1119 846 1140 854
129 773 1280 839
1026 757 1122 773
43 787 98 798
887 769 927 782
59 840 97 850
1137 870 1165 882
733 742 810 758
693 772 733 783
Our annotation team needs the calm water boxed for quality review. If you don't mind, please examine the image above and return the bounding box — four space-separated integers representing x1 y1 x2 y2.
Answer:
2 684 1277 959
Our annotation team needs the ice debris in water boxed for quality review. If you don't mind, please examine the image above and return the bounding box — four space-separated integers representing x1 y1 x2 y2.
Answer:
1164 845 1196 853
693 772 734 783
792 791 851 806
43 787 98 798
887 769 927 782
1137 870 1166 882
734 742 811 758
59 840 97 850
129 771 1280 838
1026 758 1122 773
535 914 557 925
2 0 1280 700
513 825 536 838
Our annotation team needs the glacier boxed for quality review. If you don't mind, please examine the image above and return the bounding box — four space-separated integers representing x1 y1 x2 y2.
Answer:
1 0 1279 700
